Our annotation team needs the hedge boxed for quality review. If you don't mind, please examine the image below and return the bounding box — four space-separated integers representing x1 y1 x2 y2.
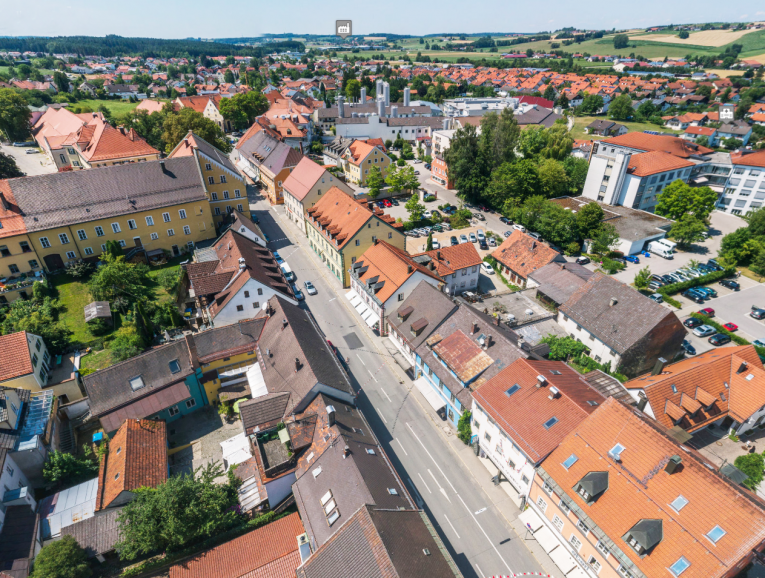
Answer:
483 256 520 292
689 312 765 358
657 269 734 297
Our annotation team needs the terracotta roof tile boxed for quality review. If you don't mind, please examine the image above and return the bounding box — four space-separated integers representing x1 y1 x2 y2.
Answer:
413 243 483 276
307 187 373 250
601 132 713 158
432 330 494 383
731 149 765 168
282 157 329 202
0 332 32 383
626 150 694 177
491 230 564 280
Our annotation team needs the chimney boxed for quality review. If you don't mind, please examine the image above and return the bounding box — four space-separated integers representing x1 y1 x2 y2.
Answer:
536 375 547 388
471 322 479 335
403 87 411 107
282 319 288 331
407 264 413 274
651 357 667 376
183 138 189 147
737 362 748 374
327 405 336 427
665 455 682 475
548 386 560 400
637 397 648 411
266 348 272 357
159 160 166 172
483 335 492 350
343 445 351 458
609 297 618 307
295 357 301 372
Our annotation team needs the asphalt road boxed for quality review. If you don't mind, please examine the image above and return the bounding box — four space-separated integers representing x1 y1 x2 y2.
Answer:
247 188 544 578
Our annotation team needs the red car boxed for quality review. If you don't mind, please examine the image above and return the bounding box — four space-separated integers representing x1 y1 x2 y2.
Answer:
723 322 738 332
383 199 392 207
698 308 715 317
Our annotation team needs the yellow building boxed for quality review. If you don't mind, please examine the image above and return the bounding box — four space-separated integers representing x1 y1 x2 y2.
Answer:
168 131 249 228
0 331 83 402
0 157 216 272
341 140 390 186
306 187 406 287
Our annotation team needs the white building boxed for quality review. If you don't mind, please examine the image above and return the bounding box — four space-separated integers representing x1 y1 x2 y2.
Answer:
720 149 765 216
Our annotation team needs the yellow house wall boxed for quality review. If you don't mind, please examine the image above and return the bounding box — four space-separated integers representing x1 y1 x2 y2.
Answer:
199 351 258 402
0 234 40 278
345 149 391 186
261 167 293 205
26 200 216 271
197 152 249 226
0 372 83 402
84 153 161 169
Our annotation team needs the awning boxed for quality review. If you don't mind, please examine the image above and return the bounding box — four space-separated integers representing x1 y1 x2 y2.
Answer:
345 290 356 301
100 381 191 432
361 308 376 322
550 545 578 574
364 311 379 327
354 301 369 316
533 526 560 554
247 362 267 398
412 377 446 412
236 159 257 180
519 508 544 533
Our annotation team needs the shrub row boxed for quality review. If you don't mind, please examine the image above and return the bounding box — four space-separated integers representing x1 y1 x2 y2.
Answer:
689 313 765 358
657 269 734 297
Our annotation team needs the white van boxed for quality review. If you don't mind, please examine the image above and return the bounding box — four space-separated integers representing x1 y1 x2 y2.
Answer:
647 241 674 259
280 262 296 282
656 238 677 252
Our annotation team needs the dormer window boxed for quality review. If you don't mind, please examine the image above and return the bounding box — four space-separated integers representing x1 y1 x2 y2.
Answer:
623 519 663 556
574 471 608 504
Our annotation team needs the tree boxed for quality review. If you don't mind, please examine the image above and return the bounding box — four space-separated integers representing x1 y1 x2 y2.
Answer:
486 160 540 211
479 107 520 171
157 267 181 292
457 410 472 444
734 453 765 490
613 34 629 49
575 202 605 239
366 165 385 198
116 462 242 560
579 93 604 114
608 94 633 121
223 69 235 84
634 266 652 289
161 108 231 154
668 215 707 247
678 30 690 39
405 194 425 224
748 207 765 237
563 156 589 195
0 151 24 178
31 536 91 578
89 253 152 304
219 91 269 131
52 71 70 93
542 84 556 102
0 88 32 141
590 223 619 254
540 125 573 160
751 251 765 279
540 335 588 360
345 79 361 101
722 137 743 150
110 324 143 361
399 165 420 192
518 125 549 159
538 158 569 198
426 232 433 251
655 181 717 220
1 297 72 353
43 446 100 486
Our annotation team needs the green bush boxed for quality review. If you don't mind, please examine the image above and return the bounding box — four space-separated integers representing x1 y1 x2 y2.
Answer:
88 317 112 336
734 453 765 490
600 257 626 274
565 242 581 256
157 267 181 292
658 269 733 297
31 535 91 578
457 410 472 444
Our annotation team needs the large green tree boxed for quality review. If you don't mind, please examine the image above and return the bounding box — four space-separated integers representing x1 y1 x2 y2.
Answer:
0 151 24 178
161 107 231 153
88 253 152 304
579 93 604 114
31 536 91 578
366 165 385 198
608 94 634 121
537 158 569 198
116 462 242 560
486 159 540 212
613 34 629 49
405 194 425 224
219 91 269 131
445 123 484 200
668 215 707 247
575 202 605 239
43 446 100 486
345 79 361 101
734 453 764 490
0 88 32 142
1 296 72 353
655 181 717 221
563 156 589 195
590 223 620 254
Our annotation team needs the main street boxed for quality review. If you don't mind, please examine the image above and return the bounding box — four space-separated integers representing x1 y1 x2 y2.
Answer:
247 188 546 578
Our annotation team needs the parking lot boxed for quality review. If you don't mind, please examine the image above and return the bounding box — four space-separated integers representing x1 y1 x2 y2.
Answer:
0 143 57 176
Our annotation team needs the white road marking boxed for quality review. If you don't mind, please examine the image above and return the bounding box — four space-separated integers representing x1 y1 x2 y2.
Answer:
417 472 432 493
368 369 379 383
328 297 336 302
428 469 451 503
458 494 513 575
475 507 487 515
444 514 461 539
406 422 457 493
356 355 366 366
395 438 409 456
380 386 390 400
475 563 484 578
375 407 388 424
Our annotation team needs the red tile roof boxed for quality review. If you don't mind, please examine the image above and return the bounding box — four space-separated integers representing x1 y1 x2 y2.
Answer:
306 187 374 250
0 182 27 241
684 126 717 136
78 122 159 162
626 150 694 177
95 419 168 511
0 332 32 383
731 149 765 168
491 230 564 280
432 330 494 383
601 132 713 158
169 512 304 578
282 157 328 202
413 243 483 276
540 397 765 578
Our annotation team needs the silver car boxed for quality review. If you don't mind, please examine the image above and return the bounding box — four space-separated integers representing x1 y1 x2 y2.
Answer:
693 324 716 338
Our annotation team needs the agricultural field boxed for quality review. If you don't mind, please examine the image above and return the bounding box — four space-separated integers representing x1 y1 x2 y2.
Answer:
72 99 140 116
569 116 682 141
630 28 759 47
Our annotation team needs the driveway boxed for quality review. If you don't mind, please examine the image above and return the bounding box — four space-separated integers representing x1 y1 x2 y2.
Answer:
0 144 57 176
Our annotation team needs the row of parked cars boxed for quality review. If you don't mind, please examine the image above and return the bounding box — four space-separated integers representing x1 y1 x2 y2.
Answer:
647 259 730 294
273 251 318 301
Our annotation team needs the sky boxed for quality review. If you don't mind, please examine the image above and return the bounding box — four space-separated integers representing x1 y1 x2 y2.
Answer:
1 0 764 38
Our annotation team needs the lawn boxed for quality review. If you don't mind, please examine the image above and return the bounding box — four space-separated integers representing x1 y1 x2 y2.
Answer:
73 99 140 116
79 349 116 372
569 116 683 141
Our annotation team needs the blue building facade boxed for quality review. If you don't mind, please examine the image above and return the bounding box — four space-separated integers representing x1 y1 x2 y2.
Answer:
145 368 209 425
414 353 466 427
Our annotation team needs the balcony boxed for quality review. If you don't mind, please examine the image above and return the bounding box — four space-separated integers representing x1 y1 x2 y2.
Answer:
0 270 45 297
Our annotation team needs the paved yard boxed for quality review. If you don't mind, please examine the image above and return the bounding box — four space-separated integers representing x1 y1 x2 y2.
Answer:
0 144 57 176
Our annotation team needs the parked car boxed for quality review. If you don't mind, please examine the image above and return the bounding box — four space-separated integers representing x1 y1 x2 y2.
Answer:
459 234 468 244
753 339 765 348
431 210 441 219
424 164 431 170
720 279 741 291
681 340 696 356
684 317 703 329
624 255 640 264
660 275 675 284
383 199 392 207
512 224 526 233
477 229 486 241
250 214 259 224
723 322 739 332
473 212 485 221
479 239 488 250
751 307 765 320
414 170 420 175
682 290 705 304
499 216 512 225
695 287 718 299
688 287 710 300
693 325 716 337
432 239 441 249
698 307 715 317
304 280 317 295
391 199 399 206
650 275 665 286
450 236 459 246
528 232 542 241
25 149 38 154
709 333 732 346
576 257 590 265
481 262 495 275
413 159 422 164
503 230 512 238
423 210 433 219
291 284 304 301
273 251 284 264
649 293 664 303
488 237 497 247
707 259 723 271
377 200 386 208
648 282 663 292
469 232 477 243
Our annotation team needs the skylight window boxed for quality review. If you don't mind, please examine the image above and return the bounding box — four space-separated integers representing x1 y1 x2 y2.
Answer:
550 370 562 375
366 448 376 455
387 488 398 495
327 510 340 526
312 466 322 479
562 454 579 469
670 495 688 512
543 417 559 429
505 384 521 397
320 491 332 506
169 359 181 374
706 525 726 544
608 443 626 460
669 557 690 576
671 384 678 393
129 376 145 391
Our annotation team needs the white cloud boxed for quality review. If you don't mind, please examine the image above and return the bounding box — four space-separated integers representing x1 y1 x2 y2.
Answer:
740 14 749 19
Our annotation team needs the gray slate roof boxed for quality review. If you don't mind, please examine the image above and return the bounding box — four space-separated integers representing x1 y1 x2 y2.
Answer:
386 281 458 351
240 392 290 433
528 262 593 305
60 507 123 558
559 272 679 354
515 107 562 128
191 318 265 362
189 132 241 176
7 157 207 233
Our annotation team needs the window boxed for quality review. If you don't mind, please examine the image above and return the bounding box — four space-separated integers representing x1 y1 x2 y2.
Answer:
257 288 263 295
253 302 260 309
163 212 171 222
237 204 243 212
39 237 51 249
95 226 104 237
543 417 559 429
32 353 38 367
608 443 625 459
588 556 602 573
208 176 215 185
185 398 196 409
596 541 610 558
220 175 227 184
19 241 30 253
670 495 688 512
128 219 137 230
66 251 76 259
167 229 175 236
205 163 212 171
111 223 121 233
563 454 578 469
28 259 39 268
58 233 70 244
77 229 87 241
214 207 221 215
223 191 229 199
543 482 553 496
101 244 107 251
129 376 146 391
577 520 590 535
169 360 181 373
150 233 159 240
669 557 690 576
183 226 191 235
559 500 570 514
235 189 241 198
6 465 14 477
168 405 180 417
569 534 582 552
706 525 726 544
179 209 187 219
8 264 19 274
227 206 233 213
388 232 393 239
484 432 491 442
552 515 564 532
236 304 244 312
355 239 360 246
118 240 127 248
536 496 547 512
